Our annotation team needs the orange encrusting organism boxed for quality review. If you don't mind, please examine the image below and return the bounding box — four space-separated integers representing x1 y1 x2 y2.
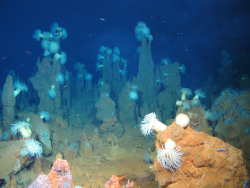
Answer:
28 159 75 188
105 175 134 188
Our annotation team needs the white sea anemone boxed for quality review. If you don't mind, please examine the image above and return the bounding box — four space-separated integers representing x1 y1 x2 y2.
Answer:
33 30 52 41
13 81 28 97
59 28 68 39
85 73 93 81
20 139 43 159
49 41 59 54
41 39 50 50
157 139 183 172
106 48 113 55
114 47 120 55
176 100 183 106
32 29 42 41
179 64 186 74
96 62 103 71
161 58 171 65
175 113 190 128
193 89 206 99
112 54 120 63
51 22 62 33
128 91 138 101
182 102 191 111
131 85 139 91
55 73 65 84
47 85 56 99
39 111 50 121
204 110 217 121
55 51 67 65
147 35 153 41
99 46 107 54
180 88 192 100
74 62 85 70
97 54 104 61
10 121 32 138
139 112 167 136
43 49 50 57
191 98 200 106
98 79 105 86
134 21 151 42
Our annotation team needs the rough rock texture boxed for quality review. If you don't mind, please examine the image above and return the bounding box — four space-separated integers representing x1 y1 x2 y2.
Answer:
61 70 70 110
17 111 35 122
2 75 15 130
176 101 213 136
157 89 176 123
118 81 136 126
0 139 34 187
54 116 69 129
153 123 249 188
105 175 134 188
28 159 75 188
63 142 79 161
69 114 82 128
30 116 52 156
29 57 62 116
212 89 250 170
95 84 124 138
51 132 60 154
132 37 156 105
160 62 181 98
112 57 126 103
99 118 124 138
95 83 115 121
2 75 15 107
102 50 113 86
75 63 85 100
80 131 92 156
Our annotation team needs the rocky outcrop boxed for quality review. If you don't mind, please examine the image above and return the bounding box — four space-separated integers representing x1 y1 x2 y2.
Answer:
30 116 52 156
118 82 136 127
95 83 124 137
2 75 15 130
28 159 74 188
153 122 249 187
0 139 34 187
29 57 62 116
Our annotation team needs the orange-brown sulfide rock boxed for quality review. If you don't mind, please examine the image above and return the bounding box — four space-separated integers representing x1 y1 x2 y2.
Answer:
105 175 134 188
153 122 249 188
28 159 75 188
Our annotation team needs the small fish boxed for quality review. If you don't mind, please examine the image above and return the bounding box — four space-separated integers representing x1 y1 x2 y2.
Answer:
217 149 226 152
244 179 248 188
103 157 109 161
193 124 198 127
